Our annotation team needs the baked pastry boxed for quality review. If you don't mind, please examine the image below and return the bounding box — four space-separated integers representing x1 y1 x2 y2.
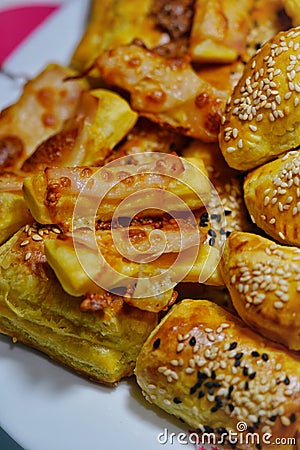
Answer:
219 26 300 171
22 89 137 172
0 64 85 169
135 299 300 447
183 140 254 240
189 0 254 63
0 224 158 384
244 149 300 246
95 42 227 142
22 154 210 227
71 0 170 70
0 171 33 245
221 231 300 350
244 0 294 63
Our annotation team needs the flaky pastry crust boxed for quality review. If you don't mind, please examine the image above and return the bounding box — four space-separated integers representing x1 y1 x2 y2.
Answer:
221 231 300 350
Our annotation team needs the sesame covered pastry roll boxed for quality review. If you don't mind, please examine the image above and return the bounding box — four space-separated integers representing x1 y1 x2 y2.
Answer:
221 231 300 350
0 224 158 384
244 149 300 246
135 299 300 448
219 26 300 171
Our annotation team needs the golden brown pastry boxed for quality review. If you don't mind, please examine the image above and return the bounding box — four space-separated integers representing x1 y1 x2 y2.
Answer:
219 26 300 171
244 149 300 246
94 43 227 142
71 0 170 70
0 64 85 169
189 0 254 63
22 154 210 227
221 231 300 350
21 89 137 172
183 140 254 241
0 171 33 245
0 224 158 384
135 299 300 448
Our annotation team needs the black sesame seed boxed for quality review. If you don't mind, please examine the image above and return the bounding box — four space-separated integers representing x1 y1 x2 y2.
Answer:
224 210 232 216
248 426 255 433
200 221 208 228
243 366 249 376
269 415 277 422
226 231 231 237
197 371 208 381
228 404 234 412
251 351 260 357
234 352 244 360
290 413 296 423
208 229 217 238
229 342 238 350
255 42 262 50
211 405 219 413
201 212 209 220
204 425 214 433
209 237 215 246
256 444 262 450
189 336 196 346
249 371 256 380
208 388 214 395
211 370 216 380
244 381 249 391
227 385 234 399
173 397 182 404
190 381 202 395
220 228 226 235
262 353 269 361
284 376 290 385
210 213 219 220
234 359 241 367
153 338 161 349
214 396 223 407
198 390 205 399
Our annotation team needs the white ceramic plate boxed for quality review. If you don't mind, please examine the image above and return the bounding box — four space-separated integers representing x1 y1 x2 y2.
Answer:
0 2 196 450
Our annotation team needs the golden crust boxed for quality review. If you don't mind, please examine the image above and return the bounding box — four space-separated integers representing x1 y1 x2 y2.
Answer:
0 225 158 384
221 231 300 350
135 299 300 447
244 149 300 246
0 65 85 169
219 26 300 171
190 0 254 63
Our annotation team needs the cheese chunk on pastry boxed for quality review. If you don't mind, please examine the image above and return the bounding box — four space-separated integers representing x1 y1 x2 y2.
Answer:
135 299 300 447
221 231 300 350
219 26 300 171
0 224 158 384
244 149 300 246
